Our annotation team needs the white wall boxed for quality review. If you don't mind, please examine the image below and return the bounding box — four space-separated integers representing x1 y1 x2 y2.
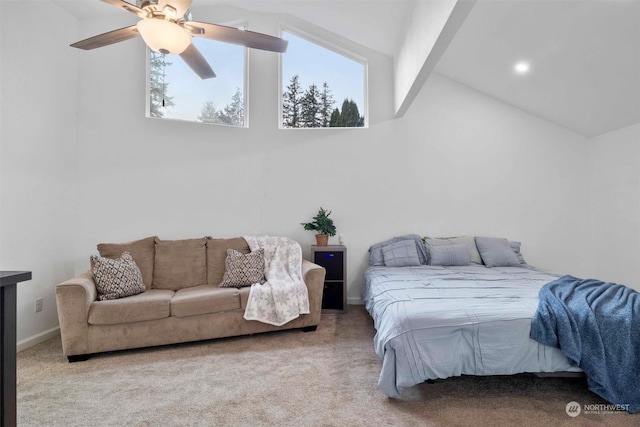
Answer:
589 123 640 290
0 1 79 345
387 72 592 278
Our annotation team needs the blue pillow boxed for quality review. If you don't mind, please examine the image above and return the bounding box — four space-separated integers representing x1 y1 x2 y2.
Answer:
369 234 427 266
429 244 470 266
425 236 483 265
475 236 521 267
382 240 422 267
509 241 528 265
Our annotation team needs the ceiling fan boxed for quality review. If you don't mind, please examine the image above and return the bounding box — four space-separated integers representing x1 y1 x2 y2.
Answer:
70 0 288 79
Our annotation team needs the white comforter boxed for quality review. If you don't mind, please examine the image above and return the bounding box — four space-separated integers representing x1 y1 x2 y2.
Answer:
243 236 310 326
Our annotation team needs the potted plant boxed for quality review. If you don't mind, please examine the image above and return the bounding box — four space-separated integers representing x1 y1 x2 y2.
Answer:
301 207 337 246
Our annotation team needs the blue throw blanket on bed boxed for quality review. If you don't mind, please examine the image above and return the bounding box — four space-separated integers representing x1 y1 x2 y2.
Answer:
530 275 640 413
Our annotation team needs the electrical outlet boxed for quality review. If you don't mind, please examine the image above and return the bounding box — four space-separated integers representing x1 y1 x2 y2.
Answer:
35 297 43 313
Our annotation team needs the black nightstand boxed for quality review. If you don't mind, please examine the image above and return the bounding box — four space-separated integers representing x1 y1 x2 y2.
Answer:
311 245 347 312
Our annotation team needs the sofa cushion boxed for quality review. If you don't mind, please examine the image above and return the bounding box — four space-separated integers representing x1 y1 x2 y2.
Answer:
90 251 146 300
239 286 251 310
171 285 240 318
97 236 156 288
220 249 266 288
88 289 174 325
153 237 207 290
206 237 250 286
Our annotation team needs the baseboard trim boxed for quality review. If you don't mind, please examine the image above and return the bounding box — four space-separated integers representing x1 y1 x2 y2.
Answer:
17 326 60 352
347 297 364 305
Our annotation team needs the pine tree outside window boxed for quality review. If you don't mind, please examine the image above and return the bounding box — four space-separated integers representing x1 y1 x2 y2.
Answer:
146 35 246 127
281 29 367 129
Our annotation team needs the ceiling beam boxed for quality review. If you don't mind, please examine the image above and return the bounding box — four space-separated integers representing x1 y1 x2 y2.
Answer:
394 0 476 117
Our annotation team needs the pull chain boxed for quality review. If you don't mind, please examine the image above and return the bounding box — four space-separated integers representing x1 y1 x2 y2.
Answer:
162 52 166 107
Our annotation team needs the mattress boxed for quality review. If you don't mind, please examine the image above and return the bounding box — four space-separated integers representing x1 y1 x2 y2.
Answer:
362 265 580 397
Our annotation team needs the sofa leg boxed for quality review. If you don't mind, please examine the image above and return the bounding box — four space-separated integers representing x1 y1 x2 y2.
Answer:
302 325 317 332
67 354 90 363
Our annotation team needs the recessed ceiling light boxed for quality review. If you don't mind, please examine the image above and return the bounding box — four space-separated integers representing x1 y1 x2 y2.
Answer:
515 62 530 74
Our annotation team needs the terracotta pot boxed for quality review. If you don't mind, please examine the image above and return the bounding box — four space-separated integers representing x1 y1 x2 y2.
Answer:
315 234 329 246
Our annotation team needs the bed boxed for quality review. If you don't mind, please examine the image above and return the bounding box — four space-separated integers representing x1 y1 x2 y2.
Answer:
361 234 581 398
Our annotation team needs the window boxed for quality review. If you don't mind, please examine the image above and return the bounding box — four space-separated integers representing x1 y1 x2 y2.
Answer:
147 36 246 126
281 29 367 128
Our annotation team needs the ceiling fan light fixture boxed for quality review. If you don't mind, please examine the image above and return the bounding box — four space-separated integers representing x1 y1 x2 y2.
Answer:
158 0 191 21
136 18 191 55
514 61 530 74
70 0 288 79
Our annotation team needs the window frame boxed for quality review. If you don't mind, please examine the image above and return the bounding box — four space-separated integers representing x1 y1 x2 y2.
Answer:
144 20 249 128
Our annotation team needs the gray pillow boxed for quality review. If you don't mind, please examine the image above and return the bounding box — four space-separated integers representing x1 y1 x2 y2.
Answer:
369 234 427 266
509 241 528 265
90 251 146 300
382 239 422 267
425 236 482 265
429 244 470 266
475 236 521 267
220 249 266 288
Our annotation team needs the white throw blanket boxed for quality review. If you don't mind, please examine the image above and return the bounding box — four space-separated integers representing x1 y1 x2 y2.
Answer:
243 236 310 326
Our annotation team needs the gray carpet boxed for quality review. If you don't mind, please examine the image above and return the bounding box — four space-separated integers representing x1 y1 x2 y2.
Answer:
17 306 638 426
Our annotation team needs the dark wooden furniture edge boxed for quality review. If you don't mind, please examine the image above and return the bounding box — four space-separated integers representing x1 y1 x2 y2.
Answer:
1 271 32 427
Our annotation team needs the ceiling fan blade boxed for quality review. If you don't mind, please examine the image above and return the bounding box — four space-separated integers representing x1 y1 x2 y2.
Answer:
100 0 148 18
70 25 139 50
184 21 288 53
158 0 192 20
180 43 216 79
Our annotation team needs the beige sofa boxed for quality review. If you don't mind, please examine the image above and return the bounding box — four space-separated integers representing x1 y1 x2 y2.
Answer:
55 236 325 362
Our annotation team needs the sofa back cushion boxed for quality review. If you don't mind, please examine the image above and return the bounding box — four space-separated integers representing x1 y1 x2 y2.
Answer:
153 237 207 290
206 237 250 286
97 236 156 287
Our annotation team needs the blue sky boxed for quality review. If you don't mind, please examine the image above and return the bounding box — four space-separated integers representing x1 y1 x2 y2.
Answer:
282 31 365 116
160 38 243 122
157 31 365 124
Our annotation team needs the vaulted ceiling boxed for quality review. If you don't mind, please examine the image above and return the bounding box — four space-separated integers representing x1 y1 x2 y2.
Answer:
435 0 640 137
52 0 640 137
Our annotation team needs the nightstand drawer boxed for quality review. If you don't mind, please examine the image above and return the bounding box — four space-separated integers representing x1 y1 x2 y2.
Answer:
313 251 344 280
322 282 344 310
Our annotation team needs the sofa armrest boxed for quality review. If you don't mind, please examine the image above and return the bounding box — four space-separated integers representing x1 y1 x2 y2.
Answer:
55 270 97 356
301 260 325 324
